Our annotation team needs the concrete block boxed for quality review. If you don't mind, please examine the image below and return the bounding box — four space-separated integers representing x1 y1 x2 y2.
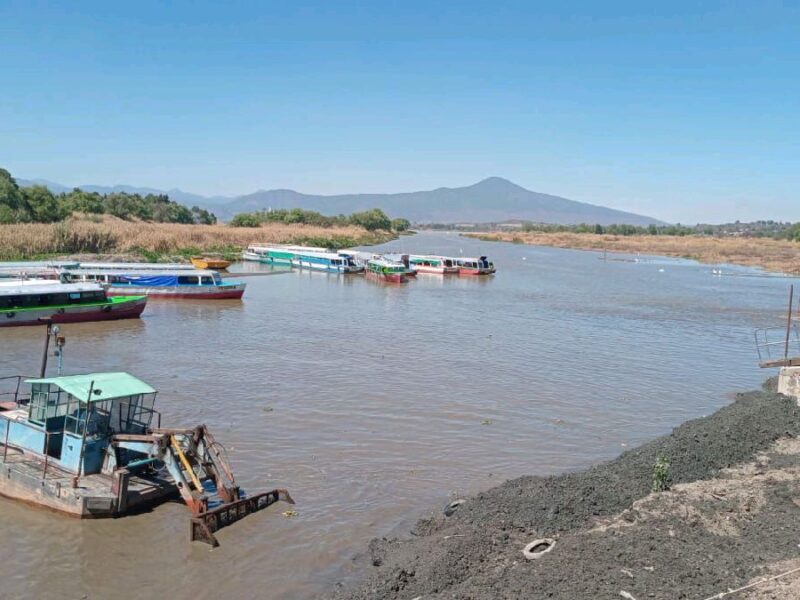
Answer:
778 367 800 404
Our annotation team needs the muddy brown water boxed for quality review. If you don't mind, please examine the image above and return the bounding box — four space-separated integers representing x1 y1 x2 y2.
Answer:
0 232 797 600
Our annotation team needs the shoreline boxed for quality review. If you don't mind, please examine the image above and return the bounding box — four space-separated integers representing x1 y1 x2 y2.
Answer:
332 380 800 599
464 231 800 275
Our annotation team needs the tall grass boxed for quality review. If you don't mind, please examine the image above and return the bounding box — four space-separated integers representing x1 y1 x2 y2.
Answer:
0 216 394 261
466 231 800 274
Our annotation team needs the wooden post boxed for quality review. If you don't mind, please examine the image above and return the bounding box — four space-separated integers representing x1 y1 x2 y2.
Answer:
785 285 795 361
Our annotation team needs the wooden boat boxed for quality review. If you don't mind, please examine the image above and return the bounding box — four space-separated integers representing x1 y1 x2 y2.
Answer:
365 258 409 283
409 255 459 274
455 256 496 275
63 268 246 299
0 349 292 546
191 257 232 270
0 281 147 327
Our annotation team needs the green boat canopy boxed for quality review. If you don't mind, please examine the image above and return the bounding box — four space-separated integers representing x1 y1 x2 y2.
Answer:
25 372 156 403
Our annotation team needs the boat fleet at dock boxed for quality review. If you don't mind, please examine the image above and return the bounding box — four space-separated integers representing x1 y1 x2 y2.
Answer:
243 243 495 282
0 244 495 327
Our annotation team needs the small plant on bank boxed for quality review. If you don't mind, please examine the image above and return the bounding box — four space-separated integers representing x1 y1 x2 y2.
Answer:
652 456 671 492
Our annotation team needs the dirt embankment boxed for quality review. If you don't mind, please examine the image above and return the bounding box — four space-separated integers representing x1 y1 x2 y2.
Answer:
332 383 800 599
465 231 800 275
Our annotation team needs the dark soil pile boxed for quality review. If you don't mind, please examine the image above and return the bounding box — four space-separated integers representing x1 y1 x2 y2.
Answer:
331 384 800 599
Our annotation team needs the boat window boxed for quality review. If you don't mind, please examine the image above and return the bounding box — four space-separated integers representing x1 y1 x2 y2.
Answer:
69 292 81 301
28 384 49 425
213 273 222 284
200 276 214 285
177 275 199 285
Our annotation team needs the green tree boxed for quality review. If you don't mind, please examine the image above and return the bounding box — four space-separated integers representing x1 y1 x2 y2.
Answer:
349 208 391 231
22 185 63 222
0 168 29 222
391 218 411 232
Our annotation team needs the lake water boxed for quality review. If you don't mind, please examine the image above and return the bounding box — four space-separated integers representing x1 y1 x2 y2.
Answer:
0 232 797 599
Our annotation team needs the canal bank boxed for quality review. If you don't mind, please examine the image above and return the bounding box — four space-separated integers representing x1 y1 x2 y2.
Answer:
332 379 800 599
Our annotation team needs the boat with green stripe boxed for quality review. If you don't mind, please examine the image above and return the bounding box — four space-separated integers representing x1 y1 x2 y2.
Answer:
0 281 147 327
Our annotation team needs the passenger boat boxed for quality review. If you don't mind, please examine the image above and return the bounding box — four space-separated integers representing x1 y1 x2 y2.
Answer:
242 244 328 264
365 258 409 283
0 335 293 546
383 253 417 277
63 269 246 299
190 257 232 270
409 255 459 274
0 281 147 327
76 261 195 271
0 260 79 280
455 256 496 275
291 250 363 273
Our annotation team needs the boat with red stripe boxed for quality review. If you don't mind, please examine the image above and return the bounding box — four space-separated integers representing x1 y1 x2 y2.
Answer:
455 256 496 276
0 280 146 327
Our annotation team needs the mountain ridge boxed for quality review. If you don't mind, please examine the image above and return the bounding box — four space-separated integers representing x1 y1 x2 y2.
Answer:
16 176 664 225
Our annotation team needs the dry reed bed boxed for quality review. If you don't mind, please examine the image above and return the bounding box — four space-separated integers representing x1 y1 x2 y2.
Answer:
0 217 392 260
467 231 800 274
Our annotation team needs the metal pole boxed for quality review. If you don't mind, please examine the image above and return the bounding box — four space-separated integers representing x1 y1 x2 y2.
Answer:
76 381 94 481
2 416 9 462
39 322 52 378
785 285 794 361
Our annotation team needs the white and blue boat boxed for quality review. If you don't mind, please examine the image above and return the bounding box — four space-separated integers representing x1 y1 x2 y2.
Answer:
243 245 362 273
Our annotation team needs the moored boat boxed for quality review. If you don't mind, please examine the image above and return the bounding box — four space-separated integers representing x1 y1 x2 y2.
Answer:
243 244 329 264
0 281 146 327
291 250 363 273
409 255 459 274
365 258 409 283
455 256 496 275
191 257 232 270
63 268 246 299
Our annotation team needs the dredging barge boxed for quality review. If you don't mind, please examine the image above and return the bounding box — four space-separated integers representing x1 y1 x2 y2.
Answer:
0 326 292 546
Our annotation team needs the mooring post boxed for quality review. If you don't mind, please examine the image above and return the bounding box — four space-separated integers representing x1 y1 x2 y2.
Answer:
785 284 795 361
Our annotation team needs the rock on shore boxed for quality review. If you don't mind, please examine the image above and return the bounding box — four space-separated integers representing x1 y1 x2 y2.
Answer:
332 383 800 599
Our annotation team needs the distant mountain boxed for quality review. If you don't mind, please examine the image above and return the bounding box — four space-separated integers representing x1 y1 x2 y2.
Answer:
213 177 662 225
17 176 663 225
16 178 229 207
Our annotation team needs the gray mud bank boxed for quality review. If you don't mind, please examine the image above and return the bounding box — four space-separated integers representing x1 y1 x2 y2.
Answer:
331 383 800 599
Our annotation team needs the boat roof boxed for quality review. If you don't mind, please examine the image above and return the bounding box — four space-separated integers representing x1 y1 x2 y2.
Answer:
66 268 218 276
76 262 195 271
0 260 80 270
0 281 104 295
247 244 332 253
26 372 156 403
369 258 405 267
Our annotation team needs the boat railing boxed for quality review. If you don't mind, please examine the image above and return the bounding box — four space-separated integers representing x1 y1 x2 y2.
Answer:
0 375 35 408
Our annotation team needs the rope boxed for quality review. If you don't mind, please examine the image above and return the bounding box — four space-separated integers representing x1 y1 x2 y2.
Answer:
700 564 800 600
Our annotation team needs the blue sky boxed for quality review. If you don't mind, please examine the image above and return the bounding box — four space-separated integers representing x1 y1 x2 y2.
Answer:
1 1 797 223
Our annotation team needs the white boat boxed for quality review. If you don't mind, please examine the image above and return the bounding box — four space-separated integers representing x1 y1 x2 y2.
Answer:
408 255 459 274
62 269 246 299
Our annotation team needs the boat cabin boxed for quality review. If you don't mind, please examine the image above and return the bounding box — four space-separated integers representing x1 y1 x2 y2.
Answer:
0 372 159 475
455 256 495 274
0 282 109 311
64 269 224 287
